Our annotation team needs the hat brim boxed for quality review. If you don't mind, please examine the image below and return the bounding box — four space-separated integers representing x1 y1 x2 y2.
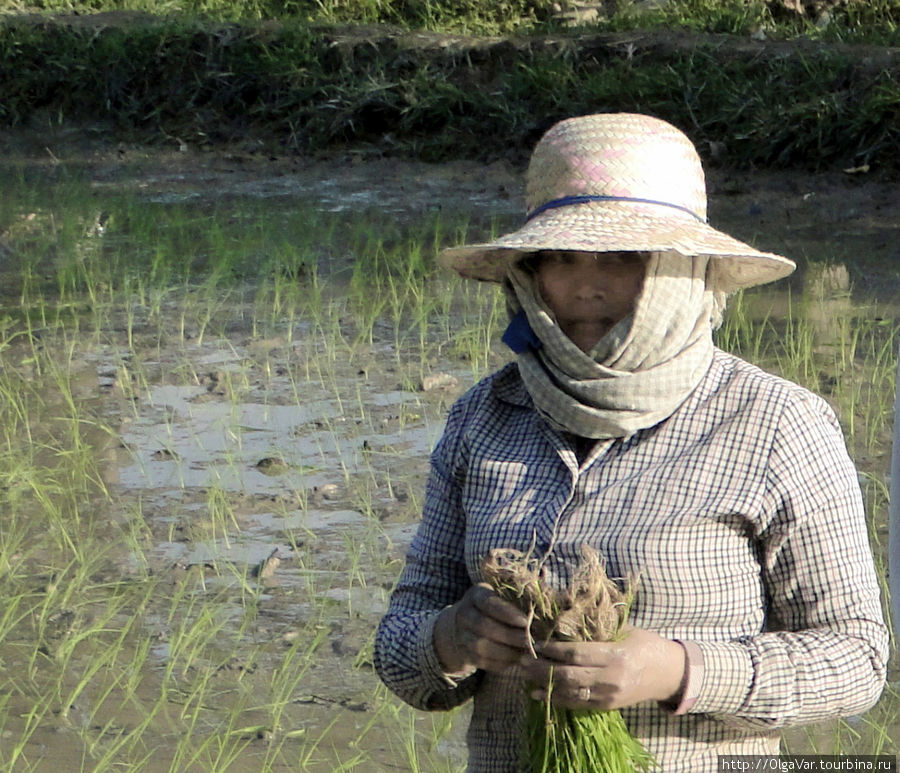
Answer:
438 200 795 293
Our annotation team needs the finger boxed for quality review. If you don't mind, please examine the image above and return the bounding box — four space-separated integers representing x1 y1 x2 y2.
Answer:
452 624 531 674
522 664 620 708
519 656 622 693
536 639 621 667
469 584 530 628
456 625 528 662
560 682 599 706
530 682 615 710
461 585 528 633
459 640 517 670
518 657 581 687
457 606 532 654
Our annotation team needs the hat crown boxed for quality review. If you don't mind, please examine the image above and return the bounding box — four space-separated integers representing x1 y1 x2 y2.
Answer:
527 114 708 223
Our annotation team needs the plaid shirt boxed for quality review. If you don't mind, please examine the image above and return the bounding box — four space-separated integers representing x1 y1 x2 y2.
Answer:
374 350 889 772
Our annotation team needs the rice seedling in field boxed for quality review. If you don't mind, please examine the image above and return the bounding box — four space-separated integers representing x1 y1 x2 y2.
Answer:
0 163 897 772
715 278 899 459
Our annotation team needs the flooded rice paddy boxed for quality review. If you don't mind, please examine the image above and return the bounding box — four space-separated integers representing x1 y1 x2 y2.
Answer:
0 142 898 771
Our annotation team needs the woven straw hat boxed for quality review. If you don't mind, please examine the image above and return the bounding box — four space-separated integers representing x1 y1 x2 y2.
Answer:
439 113 795 292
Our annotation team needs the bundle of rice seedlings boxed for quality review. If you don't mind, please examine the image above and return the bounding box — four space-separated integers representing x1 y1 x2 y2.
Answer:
481 546 657 773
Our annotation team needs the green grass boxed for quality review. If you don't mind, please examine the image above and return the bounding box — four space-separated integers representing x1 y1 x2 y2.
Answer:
637 0 899 44
0 169 897 771
1 0 896 41
0 1 897 170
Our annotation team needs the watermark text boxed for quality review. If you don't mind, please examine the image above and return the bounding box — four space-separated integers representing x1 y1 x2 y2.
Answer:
718 756 897 772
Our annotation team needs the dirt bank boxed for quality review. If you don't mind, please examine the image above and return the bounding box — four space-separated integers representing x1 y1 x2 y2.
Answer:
1 13 898 171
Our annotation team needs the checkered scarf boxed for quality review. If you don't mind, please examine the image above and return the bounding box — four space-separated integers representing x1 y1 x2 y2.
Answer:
505 252 719 439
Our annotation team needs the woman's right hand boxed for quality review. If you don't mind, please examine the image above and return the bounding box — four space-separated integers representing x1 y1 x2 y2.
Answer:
433 583 532 675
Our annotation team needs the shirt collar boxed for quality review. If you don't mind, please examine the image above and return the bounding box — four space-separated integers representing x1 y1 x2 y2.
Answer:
491 362 533 408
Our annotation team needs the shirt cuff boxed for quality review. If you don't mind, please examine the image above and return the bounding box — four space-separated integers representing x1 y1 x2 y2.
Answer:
671 639 704 714
669 639 755 716
418 609 478 690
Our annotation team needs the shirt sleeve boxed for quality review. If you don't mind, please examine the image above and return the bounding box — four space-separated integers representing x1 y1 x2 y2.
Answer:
374 393 483 711
679 392 889 728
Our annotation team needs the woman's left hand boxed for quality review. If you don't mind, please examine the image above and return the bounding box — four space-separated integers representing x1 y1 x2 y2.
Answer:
517 627 686 710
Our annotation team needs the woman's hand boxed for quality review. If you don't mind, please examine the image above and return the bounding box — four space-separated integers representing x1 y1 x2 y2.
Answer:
433 583 533 675
517 627 686 710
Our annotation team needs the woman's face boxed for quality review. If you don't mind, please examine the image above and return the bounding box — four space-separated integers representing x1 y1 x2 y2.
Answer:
534 251 646 353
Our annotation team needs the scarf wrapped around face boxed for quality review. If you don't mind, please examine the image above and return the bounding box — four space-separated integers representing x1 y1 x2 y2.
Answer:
505 251 720 440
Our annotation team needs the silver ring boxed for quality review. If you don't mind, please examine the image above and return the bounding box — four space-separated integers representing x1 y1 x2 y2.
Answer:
577 687 591 702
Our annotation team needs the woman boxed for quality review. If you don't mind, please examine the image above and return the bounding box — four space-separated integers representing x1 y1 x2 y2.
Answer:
374 113 888 771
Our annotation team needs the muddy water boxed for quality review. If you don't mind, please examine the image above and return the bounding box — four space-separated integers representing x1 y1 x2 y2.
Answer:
2 146 899 771
110 335 468 771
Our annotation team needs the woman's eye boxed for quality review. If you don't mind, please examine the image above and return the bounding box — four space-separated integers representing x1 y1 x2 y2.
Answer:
538 252 574 267
598 253 642 266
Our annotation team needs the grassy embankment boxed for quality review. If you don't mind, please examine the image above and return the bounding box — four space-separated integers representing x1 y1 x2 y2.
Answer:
0 0 898 172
